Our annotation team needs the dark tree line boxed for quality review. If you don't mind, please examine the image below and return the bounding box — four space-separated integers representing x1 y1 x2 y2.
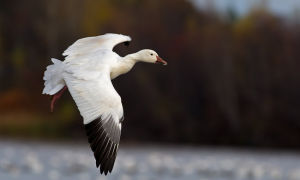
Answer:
0 0 300 147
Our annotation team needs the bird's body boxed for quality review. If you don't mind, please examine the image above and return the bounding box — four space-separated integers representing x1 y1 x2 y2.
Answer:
42 33 167 175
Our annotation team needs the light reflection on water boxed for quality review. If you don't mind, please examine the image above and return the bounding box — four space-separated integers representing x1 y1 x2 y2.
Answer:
0 140 300 180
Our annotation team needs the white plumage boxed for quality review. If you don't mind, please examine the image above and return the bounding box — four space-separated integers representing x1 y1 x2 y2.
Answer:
42 58 65 95
42 33 167 175
63 33 131 62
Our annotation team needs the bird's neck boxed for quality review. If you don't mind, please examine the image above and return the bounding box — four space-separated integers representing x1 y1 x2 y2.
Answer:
110 53 137 79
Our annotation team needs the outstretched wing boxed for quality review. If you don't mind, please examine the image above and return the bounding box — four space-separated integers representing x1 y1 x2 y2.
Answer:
63 65 123 175
63 33 131 62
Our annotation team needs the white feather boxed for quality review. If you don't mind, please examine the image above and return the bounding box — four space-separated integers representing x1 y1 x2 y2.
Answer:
63 33 131 63
42 58 65 95
63 65 123 124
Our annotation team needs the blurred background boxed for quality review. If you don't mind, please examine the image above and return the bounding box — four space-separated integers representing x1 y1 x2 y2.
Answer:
1 0 300 180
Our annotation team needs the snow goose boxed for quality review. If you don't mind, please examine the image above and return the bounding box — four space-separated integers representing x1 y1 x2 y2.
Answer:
42 33 167 175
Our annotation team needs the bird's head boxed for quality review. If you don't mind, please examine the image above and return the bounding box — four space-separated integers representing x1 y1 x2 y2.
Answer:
135 49 167 65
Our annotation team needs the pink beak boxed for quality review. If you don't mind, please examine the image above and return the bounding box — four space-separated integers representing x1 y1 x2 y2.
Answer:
156 56 167 65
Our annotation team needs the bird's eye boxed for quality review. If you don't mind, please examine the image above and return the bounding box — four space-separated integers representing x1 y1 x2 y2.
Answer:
150 53 153 56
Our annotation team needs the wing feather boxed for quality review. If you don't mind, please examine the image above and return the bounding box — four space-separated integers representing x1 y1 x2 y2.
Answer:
84 115 122 174
63 64 123 175
63 33 131 62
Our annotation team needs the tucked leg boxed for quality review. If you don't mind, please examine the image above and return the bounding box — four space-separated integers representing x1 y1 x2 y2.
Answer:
50 86 67 112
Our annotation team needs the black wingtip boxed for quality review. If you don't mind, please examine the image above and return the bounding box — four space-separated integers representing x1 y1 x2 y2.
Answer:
84 116 122 175
124 41 130 46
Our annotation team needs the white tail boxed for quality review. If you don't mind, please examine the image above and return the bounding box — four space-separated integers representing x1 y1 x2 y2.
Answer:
42 58 65 95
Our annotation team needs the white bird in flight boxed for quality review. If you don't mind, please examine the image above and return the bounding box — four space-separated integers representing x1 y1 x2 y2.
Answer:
42 33 167 175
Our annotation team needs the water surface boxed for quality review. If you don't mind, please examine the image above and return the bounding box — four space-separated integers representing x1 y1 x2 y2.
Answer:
1 140 300 180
